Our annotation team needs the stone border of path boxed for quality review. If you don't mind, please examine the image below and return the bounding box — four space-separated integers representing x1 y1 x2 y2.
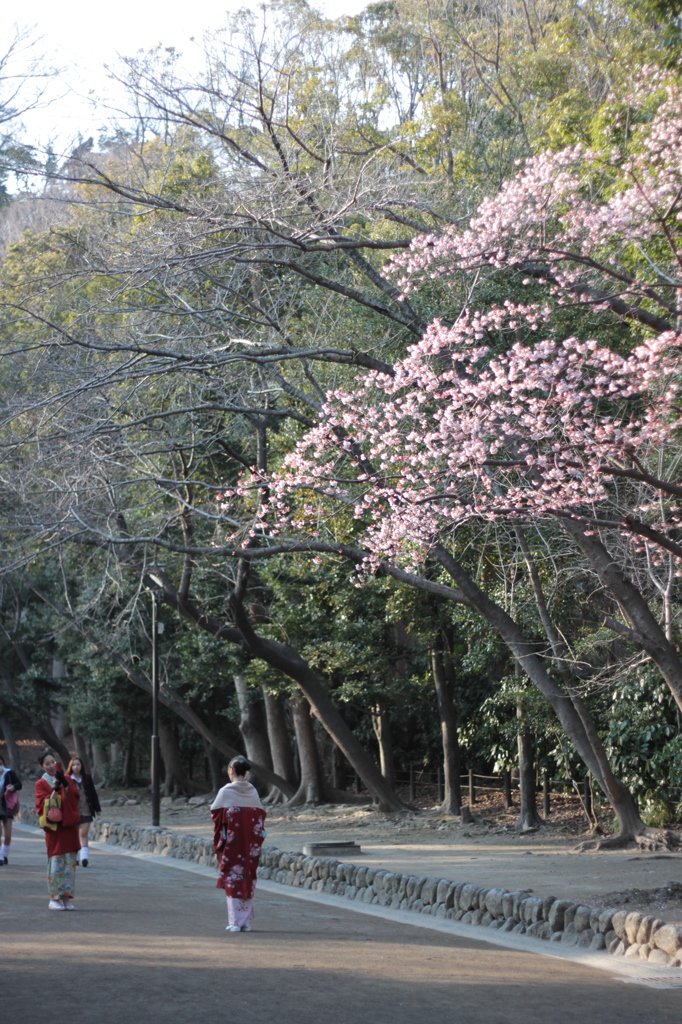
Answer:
17 811 682 970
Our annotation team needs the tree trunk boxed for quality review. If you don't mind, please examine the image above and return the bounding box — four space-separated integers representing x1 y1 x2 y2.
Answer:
262 688 297 786
203 738 223 793
91 743 109 784
288 697 325 806
123 723 136 787
371 697 395 787
516 701 543 830
158 719 186 797
562 519 682 712
71 727 89 766
0 716 20 771
332 744 346 791
431 634 461 814
432 543 647 840
233 675 273 794
227 596 406 811
37 719 71 767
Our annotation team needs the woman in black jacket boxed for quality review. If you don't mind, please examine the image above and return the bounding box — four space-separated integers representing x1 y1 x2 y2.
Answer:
67 756 101 867
0 753 22 865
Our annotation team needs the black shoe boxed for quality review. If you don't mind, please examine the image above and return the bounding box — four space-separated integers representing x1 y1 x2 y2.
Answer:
2 857 6 865
81 858 88 867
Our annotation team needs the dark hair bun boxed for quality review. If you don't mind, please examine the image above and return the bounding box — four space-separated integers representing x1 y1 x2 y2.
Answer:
228 756 251 776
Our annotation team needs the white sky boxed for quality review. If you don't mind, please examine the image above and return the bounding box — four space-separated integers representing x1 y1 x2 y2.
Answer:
2 0 370 150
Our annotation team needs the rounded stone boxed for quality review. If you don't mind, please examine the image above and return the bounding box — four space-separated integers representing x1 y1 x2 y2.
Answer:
573 906 592 934
624 912 644 945
372 870 388 895
636 917 657 946
548 899 574 932
474 888 489 911
437 880 456 908
652 923 682 957
459 884 479 912
649 949 673 966
598 909 614 934
563 904 579 928
501 892 515 918
420 877 440 905
541 896 557 922
484 888 508 919
513 891 533 918
412 877 428 901
611 910 629 940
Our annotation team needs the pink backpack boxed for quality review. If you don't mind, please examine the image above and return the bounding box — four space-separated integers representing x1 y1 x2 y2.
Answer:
4 788 19 815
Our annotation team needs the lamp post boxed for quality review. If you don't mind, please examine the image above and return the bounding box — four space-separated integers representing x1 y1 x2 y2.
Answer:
150 588 161 827
145 567 165 828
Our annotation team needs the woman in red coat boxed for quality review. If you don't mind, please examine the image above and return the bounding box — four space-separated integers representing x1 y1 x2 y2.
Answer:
211 757 266 933
35 751 81 911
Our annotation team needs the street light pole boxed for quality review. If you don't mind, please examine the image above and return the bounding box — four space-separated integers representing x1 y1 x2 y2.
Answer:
150 589 160 827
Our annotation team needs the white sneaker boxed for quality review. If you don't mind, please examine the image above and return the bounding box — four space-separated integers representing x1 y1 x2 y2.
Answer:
225 925 241 932
49 900 65 910
62 900 75 910
240 924 251 932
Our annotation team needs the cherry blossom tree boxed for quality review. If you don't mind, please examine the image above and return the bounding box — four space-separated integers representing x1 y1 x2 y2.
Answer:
226 74 682 847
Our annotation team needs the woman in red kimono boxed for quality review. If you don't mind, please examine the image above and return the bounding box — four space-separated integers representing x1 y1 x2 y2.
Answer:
211 756 266 933
35 751 81 910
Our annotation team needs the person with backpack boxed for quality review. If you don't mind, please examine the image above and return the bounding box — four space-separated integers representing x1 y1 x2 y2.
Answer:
0 753 22 865
67 755 101 867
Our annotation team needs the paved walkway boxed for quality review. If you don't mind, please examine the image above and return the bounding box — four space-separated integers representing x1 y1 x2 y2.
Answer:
6 827 682 1024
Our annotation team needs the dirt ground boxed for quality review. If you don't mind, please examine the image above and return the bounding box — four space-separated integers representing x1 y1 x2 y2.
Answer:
91 788 682 925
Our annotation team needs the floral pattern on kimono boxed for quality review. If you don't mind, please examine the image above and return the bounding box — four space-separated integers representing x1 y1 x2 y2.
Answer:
212 805 266 899
47 851 78 899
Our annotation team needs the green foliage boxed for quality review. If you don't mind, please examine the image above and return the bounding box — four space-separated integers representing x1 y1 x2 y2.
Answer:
605 669 682 818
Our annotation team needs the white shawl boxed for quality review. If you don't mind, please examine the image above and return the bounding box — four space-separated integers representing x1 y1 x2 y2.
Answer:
210 779 263 811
